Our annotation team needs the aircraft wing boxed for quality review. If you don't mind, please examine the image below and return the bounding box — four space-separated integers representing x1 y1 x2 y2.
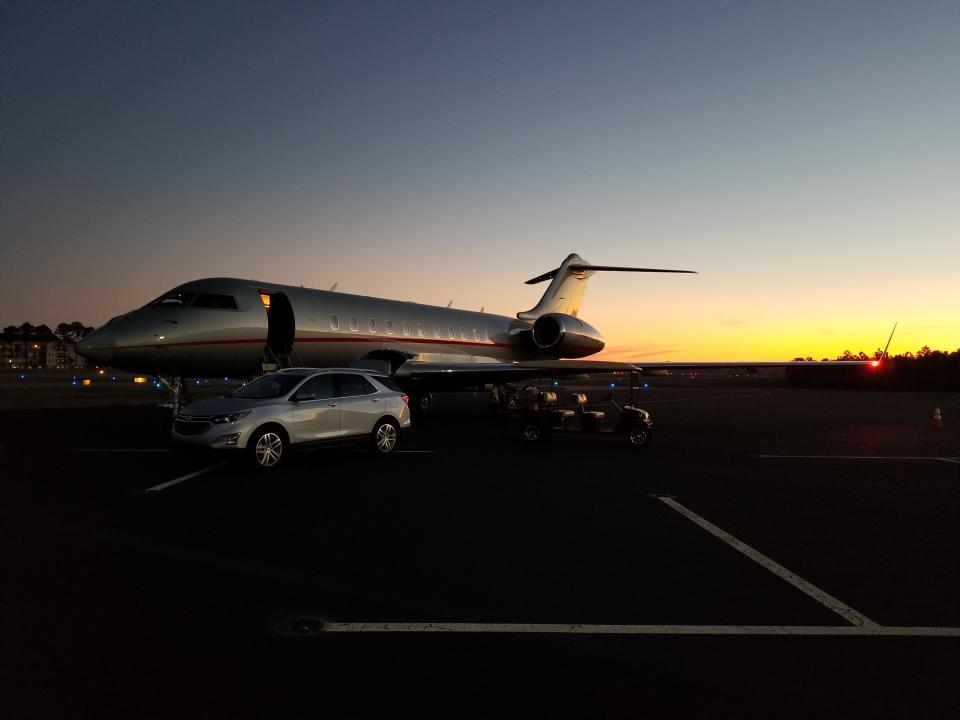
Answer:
393 358 875 389
629 360 877 373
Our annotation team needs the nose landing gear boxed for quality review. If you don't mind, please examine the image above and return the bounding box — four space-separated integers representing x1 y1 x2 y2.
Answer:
158 375 191 414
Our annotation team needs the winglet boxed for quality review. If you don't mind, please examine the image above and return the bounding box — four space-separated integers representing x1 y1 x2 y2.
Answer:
882 322 898 360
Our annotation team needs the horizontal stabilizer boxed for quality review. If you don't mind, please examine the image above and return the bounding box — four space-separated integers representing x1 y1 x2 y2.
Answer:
519 253 696 320
525 264 696 285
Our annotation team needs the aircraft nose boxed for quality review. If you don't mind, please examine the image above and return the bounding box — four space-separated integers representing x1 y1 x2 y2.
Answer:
76 326 115 364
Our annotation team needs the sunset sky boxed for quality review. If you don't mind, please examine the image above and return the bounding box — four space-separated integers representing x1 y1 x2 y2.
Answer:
2 1 957 361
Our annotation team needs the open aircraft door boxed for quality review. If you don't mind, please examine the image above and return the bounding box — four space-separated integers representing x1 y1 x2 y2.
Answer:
260 291 297 367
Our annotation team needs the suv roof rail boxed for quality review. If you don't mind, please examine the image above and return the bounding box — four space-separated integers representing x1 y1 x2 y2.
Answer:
276 366 381 375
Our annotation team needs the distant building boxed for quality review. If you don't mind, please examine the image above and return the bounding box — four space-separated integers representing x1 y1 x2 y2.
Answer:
0 331 86 369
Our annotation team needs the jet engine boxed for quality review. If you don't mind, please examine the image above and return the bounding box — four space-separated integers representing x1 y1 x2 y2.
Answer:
530 313 605 358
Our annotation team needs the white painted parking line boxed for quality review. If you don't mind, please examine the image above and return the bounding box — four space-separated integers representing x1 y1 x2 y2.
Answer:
72 448 171 453
750 454 960 465
655 495 879 628
144 462 228 494
321 622 960 637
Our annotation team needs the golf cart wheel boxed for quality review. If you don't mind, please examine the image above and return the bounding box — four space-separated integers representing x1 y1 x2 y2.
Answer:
522 422 547 443
628 426 650 447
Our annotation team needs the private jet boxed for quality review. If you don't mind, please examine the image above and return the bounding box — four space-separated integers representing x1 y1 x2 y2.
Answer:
77 253 872 408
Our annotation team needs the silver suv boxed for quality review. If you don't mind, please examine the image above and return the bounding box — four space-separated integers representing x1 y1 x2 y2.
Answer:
172 368 411 469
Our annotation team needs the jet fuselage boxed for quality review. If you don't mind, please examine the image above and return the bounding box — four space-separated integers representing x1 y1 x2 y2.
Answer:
77 277 602 376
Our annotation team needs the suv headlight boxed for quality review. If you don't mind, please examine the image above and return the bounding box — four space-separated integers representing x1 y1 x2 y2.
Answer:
212 410 252 424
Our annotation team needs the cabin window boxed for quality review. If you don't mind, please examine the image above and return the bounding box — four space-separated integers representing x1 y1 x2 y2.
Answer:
402 322 410 336
368 318 377 333
329 314 339 330
473 328 479 341
417 323 424 337
349 316 359 332
434 326 441 339
385 320 394 335
460 327 467 340
448 326 455 340
484 329 490 342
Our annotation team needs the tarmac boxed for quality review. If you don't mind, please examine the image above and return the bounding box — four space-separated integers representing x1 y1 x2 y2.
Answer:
1 380 957 718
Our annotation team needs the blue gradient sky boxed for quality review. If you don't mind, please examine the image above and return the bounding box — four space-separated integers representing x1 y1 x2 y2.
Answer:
2 1 957 359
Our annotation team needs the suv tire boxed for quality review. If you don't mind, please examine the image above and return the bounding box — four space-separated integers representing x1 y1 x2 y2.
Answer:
371 418 400 454
249 426 288 470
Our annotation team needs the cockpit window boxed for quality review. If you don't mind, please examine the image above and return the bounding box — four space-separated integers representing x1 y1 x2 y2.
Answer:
232 373 308 399
147 291 195 307
194 293 238 310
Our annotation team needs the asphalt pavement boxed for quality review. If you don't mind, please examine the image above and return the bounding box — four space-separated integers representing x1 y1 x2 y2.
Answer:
1 385 957 718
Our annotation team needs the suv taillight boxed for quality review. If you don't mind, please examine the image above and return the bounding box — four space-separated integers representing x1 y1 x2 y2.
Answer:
401 394 409 405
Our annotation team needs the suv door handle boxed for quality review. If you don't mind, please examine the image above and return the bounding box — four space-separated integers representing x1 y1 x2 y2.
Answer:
327 403 337 407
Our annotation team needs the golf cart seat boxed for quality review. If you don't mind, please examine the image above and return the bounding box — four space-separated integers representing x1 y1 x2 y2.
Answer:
516 385 539 411
540 391 575 427
572 393 605 430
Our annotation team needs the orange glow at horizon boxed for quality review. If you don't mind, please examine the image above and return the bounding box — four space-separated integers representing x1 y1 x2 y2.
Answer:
589 288 959 363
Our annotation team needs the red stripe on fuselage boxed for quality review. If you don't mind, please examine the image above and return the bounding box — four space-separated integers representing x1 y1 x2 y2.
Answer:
113 336 513 350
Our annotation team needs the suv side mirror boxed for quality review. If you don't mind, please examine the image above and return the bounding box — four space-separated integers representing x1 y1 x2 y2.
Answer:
292 393 316 402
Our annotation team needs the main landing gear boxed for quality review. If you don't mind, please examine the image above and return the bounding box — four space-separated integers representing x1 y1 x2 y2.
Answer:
410 392 434 417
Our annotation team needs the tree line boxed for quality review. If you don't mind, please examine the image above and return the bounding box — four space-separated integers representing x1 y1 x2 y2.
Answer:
2 322 95 342
786 347 960 391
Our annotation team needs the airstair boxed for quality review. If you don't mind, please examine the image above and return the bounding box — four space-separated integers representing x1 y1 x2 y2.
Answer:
261 345 304 373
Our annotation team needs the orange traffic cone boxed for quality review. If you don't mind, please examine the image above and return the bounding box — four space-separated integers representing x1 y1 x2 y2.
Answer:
931 407 943 429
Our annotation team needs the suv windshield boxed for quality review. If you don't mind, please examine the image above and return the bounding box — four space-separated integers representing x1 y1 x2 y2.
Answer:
232 373 307 399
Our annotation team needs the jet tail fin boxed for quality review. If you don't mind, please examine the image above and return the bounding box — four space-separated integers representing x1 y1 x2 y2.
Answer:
517 253 696 320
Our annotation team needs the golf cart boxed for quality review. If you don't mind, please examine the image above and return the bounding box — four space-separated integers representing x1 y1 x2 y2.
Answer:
505 370 653 447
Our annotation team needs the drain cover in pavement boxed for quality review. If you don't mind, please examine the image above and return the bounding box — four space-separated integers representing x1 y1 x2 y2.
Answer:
273 616 327 637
